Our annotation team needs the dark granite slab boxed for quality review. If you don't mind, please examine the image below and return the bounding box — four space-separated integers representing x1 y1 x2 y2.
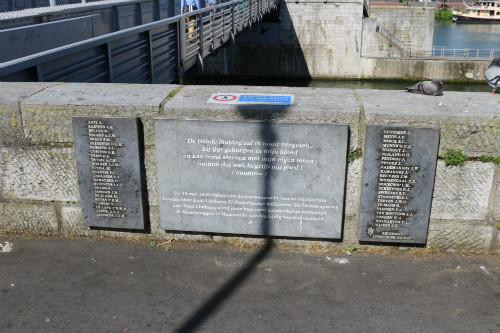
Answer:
72 116 145 229
358 125 440 244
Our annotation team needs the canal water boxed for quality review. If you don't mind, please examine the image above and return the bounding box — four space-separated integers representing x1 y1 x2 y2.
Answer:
185 20 499 92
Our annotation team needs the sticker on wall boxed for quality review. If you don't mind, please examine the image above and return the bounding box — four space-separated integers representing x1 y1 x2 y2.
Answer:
208 93 294 105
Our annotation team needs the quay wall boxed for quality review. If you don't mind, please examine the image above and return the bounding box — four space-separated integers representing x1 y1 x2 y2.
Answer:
0 82 499 252
203 1 492 81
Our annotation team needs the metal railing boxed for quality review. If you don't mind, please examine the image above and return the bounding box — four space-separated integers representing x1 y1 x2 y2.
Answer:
0 0 279 83
429 46 500 59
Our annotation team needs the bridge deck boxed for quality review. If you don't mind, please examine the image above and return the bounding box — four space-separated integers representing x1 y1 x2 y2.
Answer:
0 0 279 84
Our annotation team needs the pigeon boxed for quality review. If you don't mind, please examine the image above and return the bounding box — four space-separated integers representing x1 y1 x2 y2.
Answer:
405 79 444 96
484 57 500 94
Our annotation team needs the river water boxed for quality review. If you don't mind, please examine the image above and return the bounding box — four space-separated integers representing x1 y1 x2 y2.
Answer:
185 20 499 92
433 20 500 51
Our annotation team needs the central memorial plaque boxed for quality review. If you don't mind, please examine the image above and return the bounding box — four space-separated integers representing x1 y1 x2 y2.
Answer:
155 119 348 239
358 125 440 244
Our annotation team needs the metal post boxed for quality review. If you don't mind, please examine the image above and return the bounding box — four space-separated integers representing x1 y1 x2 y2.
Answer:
106 42 114 83
178 19 186 81
198 14 204 58
147 30 155 83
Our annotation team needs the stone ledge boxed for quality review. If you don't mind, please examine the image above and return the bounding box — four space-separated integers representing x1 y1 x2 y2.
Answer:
357 89 500 157
19 83 179 146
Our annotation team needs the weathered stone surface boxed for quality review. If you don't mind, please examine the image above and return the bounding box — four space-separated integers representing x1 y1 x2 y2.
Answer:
73 116 146 229
1 146 79 202
155 118 348 239
345 158 362 217
431 161 495 221
0 202 58 234
0 82 57 146
358 90 500 157
428 222 494 251
145 148 159 207
163 85 362 150
20 83 178 145
492 169 500 223
60 205 93 236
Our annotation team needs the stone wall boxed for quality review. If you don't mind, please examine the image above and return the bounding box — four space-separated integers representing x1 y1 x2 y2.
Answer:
362 6 435 58
204 0 366 78
203 0 443 79
0 82 499 252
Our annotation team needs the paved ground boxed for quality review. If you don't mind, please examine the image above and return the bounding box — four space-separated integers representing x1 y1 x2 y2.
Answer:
0 236 499 333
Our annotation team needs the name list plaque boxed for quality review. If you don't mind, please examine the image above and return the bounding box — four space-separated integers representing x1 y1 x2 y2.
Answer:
358 125 440 244
155 119 348 239
72 116 145 229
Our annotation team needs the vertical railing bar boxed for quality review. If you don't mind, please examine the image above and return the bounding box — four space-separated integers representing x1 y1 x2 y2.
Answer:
106 42 114 83
36 65 44 82
147 29 155 84
198 14 204 59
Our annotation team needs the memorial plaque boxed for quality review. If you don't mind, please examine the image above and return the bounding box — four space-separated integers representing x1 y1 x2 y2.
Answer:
155 119 348 239
72 116 146 229
358 125 440 244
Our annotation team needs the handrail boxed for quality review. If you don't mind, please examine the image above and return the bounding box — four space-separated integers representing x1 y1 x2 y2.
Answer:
0 0 279 83
416 47 500 59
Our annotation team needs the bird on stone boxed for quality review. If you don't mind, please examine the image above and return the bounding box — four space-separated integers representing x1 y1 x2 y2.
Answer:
405 79 444 96
484 57 500 94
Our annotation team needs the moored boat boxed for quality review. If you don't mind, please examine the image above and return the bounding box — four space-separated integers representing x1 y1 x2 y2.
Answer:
453 0 500 23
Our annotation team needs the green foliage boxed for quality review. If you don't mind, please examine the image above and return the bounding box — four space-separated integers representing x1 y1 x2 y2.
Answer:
348 148 362 163
439 150 468 166
346 246 356 253
148 235 157 248
167 88 181 98
479 155 500 164
435 8 453 20
388 42 393 48
497 222 500 231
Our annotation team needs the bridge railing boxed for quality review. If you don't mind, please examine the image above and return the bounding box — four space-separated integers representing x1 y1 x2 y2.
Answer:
0 0 279 84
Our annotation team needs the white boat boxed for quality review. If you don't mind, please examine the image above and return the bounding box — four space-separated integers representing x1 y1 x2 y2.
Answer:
453 0 500 23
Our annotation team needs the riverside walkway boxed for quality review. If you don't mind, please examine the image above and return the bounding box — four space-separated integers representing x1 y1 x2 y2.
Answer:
1 235 499 333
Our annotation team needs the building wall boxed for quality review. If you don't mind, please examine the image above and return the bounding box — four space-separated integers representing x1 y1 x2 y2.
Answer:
0 82 499 252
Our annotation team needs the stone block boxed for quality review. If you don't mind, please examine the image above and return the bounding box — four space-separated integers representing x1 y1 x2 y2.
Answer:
492 170 500 222
345 158 362 217
20 83 179 146
359 90 500 157
163 85 362 150
60 204 93 236
145 148 159 207
0 82 56 146
428 222 494 251
431 161 495 221
0 202 58 234
1 146 79 202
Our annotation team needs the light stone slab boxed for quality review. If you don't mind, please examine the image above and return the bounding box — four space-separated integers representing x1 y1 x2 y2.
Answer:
1 146 79 202
430 161 495 221
155 118 348 239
